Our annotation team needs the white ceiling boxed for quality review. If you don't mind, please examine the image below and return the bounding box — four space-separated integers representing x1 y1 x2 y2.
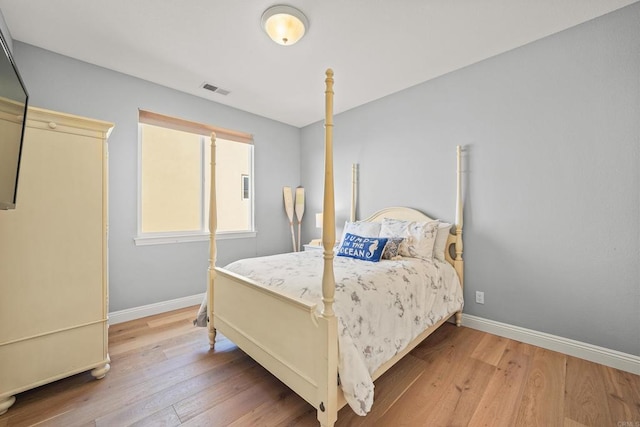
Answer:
0 0 636 127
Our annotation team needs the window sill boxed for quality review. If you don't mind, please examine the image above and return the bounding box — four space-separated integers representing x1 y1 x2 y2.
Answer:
134 230 257 246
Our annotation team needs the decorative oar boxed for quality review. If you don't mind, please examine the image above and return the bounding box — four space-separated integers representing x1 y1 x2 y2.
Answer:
283 186 296 252
295 186 305 252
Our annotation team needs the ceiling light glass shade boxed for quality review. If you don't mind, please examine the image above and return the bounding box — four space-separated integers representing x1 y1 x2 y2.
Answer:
261 5 308 46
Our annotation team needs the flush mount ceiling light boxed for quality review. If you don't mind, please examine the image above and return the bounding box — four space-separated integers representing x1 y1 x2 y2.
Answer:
261 5 309 46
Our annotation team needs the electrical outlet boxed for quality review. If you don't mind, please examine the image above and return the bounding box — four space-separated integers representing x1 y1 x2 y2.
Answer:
475 291 485 304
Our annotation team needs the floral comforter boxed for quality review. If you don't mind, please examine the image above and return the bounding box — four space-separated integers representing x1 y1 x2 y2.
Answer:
221 250 464 415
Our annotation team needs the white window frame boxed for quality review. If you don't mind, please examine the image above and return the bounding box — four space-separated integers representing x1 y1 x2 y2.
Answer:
134 110 256 246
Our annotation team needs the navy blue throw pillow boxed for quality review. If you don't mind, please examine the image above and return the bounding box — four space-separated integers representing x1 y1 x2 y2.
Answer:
337 233 388 262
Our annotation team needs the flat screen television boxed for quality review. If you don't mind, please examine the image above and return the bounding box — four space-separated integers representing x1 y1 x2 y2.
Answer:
0 26 28 210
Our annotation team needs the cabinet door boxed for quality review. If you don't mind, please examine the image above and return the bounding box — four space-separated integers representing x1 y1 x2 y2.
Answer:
0 125 105 342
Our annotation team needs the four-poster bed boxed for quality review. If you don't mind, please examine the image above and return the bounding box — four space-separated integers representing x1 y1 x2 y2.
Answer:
205 69 464 426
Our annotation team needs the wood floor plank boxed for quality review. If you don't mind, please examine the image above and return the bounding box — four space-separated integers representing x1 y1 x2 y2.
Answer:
601 365 640 423
336 354 427 426
147 307 200 329
470 332 509 366
227 387 311 427
162 335 215 360
408 322 468 360
274 405 318 427
109 319 197 356
108 317 153 338
179 371 290 426
564 417 590 427
172 362 271 422
106 305 196 341
421 357 496 426
468 340 532 427
129 406 182 427
564 355 614 426
515 347 567 427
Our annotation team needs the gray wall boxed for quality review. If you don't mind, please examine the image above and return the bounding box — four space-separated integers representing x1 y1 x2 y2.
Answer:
0 9 12 52
12 42 301 312
301 4 639 356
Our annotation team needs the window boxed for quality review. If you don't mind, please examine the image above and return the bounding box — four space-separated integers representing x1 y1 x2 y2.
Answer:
241 175 250 200
135 110 254 245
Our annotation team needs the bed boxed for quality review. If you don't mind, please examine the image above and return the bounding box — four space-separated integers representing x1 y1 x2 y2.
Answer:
204 69 464 426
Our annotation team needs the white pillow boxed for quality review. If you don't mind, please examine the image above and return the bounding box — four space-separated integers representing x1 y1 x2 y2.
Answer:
338 220 381 247
433 222 452 262
379 218 439 260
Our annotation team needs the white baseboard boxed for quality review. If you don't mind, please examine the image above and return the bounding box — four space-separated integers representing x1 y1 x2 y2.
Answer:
108 298 638 374
108 293 205 325
462 314 640 375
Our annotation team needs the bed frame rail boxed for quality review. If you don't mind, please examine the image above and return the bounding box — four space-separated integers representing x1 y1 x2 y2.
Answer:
213 268 338 426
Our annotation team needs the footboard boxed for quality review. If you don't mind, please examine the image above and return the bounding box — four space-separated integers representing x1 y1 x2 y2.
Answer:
212 267 339 427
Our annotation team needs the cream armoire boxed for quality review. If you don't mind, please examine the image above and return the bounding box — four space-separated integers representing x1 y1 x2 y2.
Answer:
0 107 113 414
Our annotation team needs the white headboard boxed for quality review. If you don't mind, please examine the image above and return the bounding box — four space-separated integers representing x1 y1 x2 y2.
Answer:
362 206 437 223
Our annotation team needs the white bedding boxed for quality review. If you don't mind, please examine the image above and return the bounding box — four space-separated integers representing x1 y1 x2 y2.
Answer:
220 250 463 415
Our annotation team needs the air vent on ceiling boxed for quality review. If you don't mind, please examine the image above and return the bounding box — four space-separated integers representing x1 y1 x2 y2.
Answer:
202 83 230 96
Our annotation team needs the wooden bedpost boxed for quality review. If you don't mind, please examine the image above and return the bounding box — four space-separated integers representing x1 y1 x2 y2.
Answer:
208 132 217 348
321 69 337 318
318 69 338 427
350 163 358 222
454 145 464 327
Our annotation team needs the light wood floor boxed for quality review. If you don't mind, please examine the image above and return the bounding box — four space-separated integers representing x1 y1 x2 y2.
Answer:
1 306 638 427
